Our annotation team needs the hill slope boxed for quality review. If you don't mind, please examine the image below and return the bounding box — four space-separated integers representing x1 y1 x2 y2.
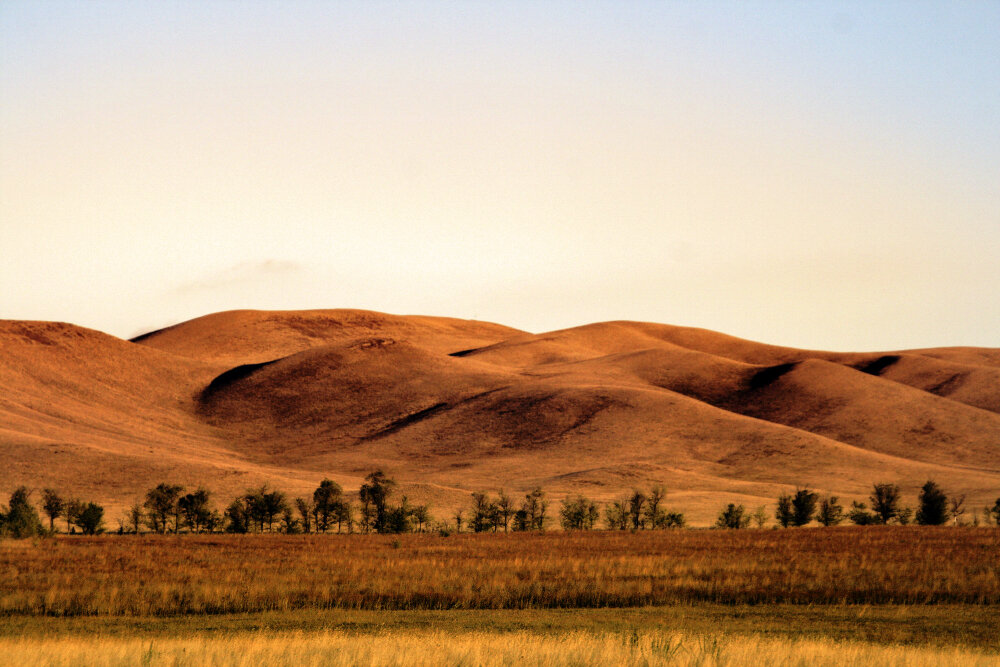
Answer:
2 310 998 524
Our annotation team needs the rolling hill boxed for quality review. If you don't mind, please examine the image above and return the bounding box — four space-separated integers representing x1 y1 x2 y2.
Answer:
2 310 998 525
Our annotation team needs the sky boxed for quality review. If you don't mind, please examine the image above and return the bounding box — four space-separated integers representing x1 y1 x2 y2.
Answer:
1 1 998 351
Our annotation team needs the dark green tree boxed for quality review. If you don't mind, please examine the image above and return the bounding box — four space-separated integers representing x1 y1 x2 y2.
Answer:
177 488 213 533
312 479 343 533
559 495 599 530
847 501 877 525
2 487 44 538
74 502 104 535
225 497 251 533
412 504 431 533
261 489 288 532
791 488 818 527
295 497 313 533
628 490 647 530
358 470 395 533
870 483 901 524
989 498 1000 526
65 499 84 534
775 494 794 528
496 489 514 532
521 488 547 531
41 488 64 533
716 503 750 529
470 491 496 533
143 483 183 534
916 480 948 525
604 498 629 530
817 496 844 526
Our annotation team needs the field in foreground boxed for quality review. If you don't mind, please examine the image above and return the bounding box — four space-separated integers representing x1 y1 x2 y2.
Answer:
3 628 998 667
2 527 998 616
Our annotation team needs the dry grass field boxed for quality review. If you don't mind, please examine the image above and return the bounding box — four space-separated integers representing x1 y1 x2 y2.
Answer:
3 629 998 667
4 529 999 665
3 528 998 616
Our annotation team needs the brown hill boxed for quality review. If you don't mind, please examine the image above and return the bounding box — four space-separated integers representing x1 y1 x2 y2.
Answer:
1 310 998 525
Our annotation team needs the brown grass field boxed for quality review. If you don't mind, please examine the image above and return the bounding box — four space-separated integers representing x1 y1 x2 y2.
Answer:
4 528 999 664
3 527 998 616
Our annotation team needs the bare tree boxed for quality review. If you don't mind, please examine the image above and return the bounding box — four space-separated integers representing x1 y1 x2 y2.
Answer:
949 494 966 525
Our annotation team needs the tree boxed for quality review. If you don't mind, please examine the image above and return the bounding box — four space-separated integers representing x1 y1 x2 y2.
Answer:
359 470 395 533
126 502 144 534
751 505 769 529
949 494 966 525
74 502 104 535
65 499 85 534
453 509 464 533
520 488 547 531
177 488 213 533
41 488 64 533
605 498 629 530
560 495 599 530
412 504 430 533
496 489 514 532
295 497 313 534
225 497 251 534
897 506 913 525
791 488 818 527
989 498 1000 527
243 486 272 532
817 496 844 526
143 483 183 534
384 495 414 534
644 486 665 529
775 494 794 528
628 490 647 530
870 483 901 524
312 479 343 533
2 487 44 538
916 481 948 526
847 501 877 525
470 492 495 533
335 500 353 533
716 503 750 529
261 489 288 532
279 507 299 534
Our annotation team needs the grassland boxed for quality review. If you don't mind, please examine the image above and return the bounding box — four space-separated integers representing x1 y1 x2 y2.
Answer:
3 527 998 665
3 527 998 616
4 628 998 667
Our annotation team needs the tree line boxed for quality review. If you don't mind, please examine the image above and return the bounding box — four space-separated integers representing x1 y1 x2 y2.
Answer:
3 475 1000 539
714 480 996 529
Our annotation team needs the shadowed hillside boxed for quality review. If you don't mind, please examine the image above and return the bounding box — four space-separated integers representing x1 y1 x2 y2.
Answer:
2 310 998 524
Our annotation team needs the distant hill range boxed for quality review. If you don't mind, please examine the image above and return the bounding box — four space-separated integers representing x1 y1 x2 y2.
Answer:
2 309 998 524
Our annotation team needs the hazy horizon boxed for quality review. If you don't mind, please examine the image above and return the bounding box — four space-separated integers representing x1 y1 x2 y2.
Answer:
2 2 998 351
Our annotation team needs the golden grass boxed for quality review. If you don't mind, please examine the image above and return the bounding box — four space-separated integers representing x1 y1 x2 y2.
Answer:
2 527 998 616
2 629 997 667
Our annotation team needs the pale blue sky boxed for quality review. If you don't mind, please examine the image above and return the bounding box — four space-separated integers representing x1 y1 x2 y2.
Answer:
2 2 998 350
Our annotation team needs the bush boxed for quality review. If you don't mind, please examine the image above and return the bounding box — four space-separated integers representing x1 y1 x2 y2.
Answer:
1 487 45 538
715 504 750 529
